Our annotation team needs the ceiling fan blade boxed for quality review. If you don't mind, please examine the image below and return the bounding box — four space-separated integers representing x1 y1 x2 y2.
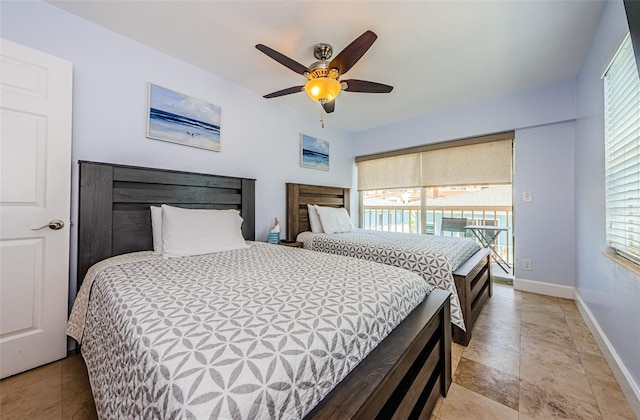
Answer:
256 44 309 75
329 30 377 76
263 86 304 98
322 100 335 113
342 79 393 93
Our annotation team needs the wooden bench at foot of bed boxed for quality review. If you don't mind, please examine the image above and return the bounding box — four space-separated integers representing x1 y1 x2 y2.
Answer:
452 248 492 346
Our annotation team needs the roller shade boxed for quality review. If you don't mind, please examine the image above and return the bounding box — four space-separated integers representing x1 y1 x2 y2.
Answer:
420 140 512 187
357 137 512 191
358 154 421 191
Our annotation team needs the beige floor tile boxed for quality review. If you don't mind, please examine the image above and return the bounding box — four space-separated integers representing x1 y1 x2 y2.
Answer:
483 293 522 310
580 352 616 379
521 308 570 331
520 319 575 349
469 327 521 356
522 299 565 316
4 402 63 420
520 336 585 376
62 354 97 420
581 355 636 419
0 361 63 420
451 342 465 376
559 299 583 320
474 315 521 335
438 383 518 420
566 317 597 341
492 283 520 300
518 360 597 405
479 310 520 323
451 342 465 359
453 357 519 410
477 307 522 324
574 335 604 357
521 292 561 305
519 379 603 420
433 395 443 417
462 337 520 377
589 379 636 419
0 360 61 391
600 409 637 420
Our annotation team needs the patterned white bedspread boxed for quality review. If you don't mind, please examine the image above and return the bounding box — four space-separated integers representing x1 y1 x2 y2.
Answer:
297 230 481 331
67 242 431 419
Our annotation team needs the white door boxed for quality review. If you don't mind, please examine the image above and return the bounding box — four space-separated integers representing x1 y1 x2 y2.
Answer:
0 39 73 378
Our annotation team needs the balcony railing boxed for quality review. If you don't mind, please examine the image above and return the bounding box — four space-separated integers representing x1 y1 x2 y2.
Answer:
361 205 513 267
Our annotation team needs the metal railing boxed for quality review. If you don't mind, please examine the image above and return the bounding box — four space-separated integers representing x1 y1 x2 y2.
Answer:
361 205 513 266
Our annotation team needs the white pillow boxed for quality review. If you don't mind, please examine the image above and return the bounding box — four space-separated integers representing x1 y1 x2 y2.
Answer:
150 206 163 254
307 204 324 233
161 205 248 257
314 205 354 234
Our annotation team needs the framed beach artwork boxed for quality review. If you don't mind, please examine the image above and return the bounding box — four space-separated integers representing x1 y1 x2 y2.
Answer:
147 83 221 151
300 134 329 171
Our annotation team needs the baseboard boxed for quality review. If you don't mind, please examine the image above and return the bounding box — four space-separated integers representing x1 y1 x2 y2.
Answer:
513 277 575 299
574 292 640 418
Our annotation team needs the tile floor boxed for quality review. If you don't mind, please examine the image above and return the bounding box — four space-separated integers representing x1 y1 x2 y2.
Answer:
0 284 636 419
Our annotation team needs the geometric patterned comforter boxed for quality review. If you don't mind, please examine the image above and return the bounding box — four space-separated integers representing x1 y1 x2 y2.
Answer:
297 229 481 331
66 242 431 419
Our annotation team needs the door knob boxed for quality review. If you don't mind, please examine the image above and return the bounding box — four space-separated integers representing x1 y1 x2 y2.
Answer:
31 220 65 231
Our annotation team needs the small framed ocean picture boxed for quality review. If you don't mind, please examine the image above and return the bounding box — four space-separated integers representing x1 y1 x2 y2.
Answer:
300 134 329 171
147 83 221 152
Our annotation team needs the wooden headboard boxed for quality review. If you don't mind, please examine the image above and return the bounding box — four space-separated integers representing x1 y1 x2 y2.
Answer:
286 183 350 241
77 161 256 288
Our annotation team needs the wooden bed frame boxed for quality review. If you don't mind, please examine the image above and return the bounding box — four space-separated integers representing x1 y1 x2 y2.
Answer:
286 182 492 346
76 161 452 419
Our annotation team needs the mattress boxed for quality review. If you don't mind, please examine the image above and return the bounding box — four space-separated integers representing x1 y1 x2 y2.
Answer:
297 229 481 331
67 242 431 419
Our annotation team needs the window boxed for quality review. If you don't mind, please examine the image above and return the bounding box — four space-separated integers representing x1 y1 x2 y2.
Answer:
605 33 640 264
356 134 514 267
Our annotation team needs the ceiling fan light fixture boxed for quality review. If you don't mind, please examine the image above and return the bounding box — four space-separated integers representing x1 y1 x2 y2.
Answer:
304 77 341 103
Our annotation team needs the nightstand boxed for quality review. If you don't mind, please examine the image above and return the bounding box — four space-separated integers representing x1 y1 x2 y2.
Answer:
278 240 303 248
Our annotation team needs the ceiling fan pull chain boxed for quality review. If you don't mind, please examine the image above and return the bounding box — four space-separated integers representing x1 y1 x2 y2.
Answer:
320 105 325 128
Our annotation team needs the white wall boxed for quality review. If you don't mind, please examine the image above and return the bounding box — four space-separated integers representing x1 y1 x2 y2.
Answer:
575 0 640 404
1 1 354 302
353 81 577 288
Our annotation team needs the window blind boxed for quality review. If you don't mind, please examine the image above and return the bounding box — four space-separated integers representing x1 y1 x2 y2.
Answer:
357 137 512 191
420 140 512 187
357 153 422 191
605 34 640 264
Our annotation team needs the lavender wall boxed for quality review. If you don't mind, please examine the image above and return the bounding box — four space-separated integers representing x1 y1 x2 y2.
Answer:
575 0 640 402
0 1 354 302
353 82 577 288
513 121 575 288
352 80 576 157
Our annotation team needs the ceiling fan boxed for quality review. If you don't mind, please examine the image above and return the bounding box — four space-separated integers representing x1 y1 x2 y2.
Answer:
255 30 393 115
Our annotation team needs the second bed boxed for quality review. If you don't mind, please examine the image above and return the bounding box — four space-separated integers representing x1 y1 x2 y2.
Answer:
286 183 492 346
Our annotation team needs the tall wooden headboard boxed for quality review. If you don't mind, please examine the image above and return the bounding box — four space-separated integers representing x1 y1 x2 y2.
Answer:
286 183 350 241
77 161 256 288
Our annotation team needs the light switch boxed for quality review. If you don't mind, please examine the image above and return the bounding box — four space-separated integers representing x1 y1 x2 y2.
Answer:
523 192 532 202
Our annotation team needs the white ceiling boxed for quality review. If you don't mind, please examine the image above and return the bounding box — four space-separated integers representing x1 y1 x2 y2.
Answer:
48 0 604 132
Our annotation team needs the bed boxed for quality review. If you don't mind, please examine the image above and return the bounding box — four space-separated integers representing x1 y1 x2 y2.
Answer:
70 161 452 419
286 183 492 346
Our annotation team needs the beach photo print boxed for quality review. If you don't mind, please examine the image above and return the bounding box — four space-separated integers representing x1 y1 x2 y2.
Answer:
147 83 221 151
300 134 329 171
